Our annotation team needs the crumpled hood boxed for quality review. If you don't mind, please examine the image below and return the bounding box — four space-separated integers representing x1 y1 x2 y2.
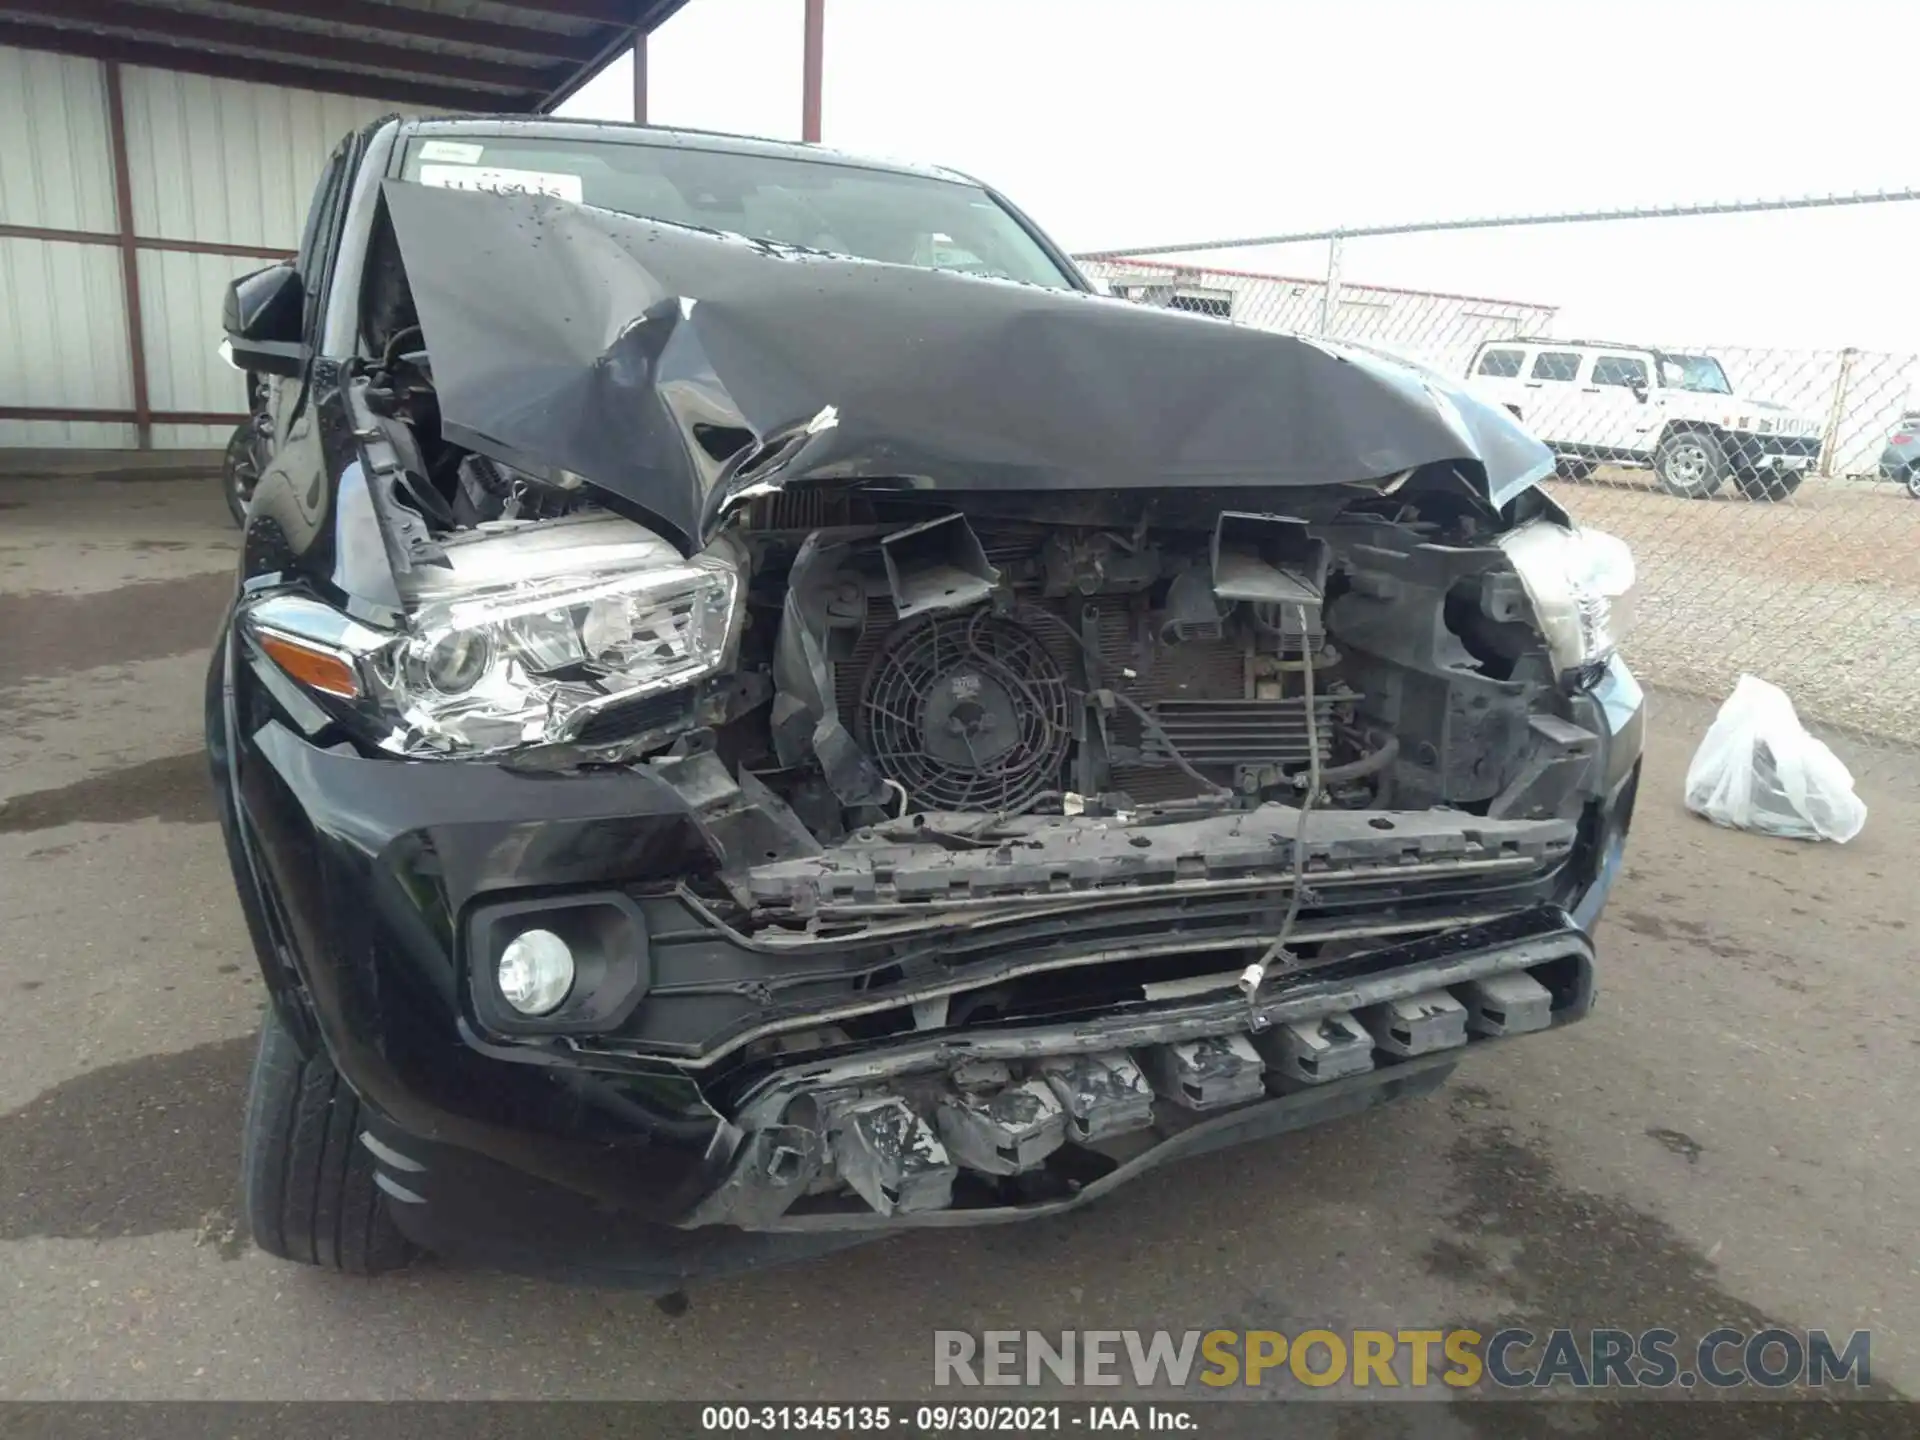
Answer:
381 181 1553 553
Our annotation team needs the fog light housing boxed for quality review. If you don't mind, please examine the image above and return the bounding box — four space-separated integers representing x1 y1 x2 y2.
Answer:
497 929 575 1015
466 892 650 1037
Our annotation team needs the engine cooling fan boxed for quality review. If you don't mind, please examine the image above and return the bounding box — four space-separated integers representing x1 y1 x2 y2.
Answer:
856 607 1071 812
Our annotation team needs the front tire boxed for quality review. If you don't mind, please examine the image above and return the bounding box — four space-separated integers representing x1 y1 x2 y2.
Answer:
1905 466 1920 500
1735 466 1807 502
222 421 260 528
1654 430 1728 498
241 1006 416 1275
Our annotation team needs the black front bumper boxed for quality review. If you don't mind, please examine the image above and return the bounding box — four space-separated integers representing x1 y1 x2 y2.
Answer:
370 907 1596 1286
210 636 1643 1282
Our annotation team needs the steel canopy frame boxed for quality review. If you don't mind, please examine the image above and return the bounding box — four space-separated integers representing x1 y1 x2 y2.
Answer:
0 1 690 444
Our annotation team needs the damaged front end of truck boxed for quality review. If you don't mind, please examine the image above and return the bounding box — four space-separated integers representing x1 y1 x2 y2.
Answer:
214 173 1642 1275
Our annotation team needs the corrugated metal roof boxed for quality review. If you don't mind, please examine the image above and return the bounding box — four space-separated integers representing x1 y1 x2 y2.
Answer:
0 0 687 113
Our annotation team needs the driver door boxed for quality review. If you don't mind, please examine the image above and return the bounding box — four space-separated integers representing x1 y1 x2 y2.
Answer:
1584 353 1660 459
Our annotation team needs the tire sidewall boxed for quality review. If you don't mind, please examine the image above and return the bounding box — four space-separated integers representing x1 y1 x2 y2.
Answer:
241 1004 415 1275
223 422 258 528
1655 429 1729 499
1734 466 1807 502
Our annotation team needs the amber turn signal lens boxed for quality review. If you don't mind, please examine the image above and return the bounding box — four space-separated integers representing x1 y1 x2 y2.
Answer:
256 632 360 699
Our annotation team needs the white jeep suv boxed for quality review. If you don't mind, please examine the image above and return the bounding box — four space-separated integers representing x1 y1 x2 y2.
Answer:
1466 338 1823 501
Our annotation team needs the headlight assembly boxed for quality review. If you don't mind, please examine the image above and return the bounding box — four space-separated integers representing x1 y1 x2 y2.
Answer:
384 556 740 753
1495 519 1636 677
243 519 745 757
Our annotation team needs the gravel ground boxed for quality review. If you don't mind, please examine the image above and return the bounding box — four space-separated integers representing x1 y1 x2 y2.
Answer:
1548 473 1920 752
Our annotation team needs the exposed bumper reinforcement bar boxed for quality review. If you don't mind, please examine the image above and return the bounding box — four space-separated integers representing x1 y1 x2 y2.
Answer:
690 905 1592 1232
710 1052 1463 1232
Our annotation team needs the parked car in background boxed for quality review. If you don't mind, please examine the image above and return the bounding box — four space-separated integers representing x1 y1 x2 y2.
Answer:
1878 412 1920 498
1466 338 1824 502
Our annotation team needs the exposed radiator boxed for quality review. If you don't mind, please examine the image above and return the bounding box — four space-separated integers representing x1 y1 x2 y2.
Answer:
1110 696 1342 802
1137 698 1342 767
835 592 1347 806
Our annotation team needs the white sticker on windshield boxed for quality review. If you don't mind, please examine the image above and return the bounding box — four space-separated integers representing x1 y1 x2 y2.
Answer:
417 140 485 164
418 163 582 202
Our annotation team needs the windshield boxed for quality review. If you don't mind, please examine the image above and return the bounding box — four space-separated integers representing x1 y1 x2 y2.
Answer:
398 134 1077 290
1657 354 1732 394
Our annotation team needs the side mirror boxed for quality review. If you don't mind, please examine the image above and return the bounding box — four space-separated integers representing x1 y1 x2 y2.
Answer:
222 262 308 378
1630 381 1650 403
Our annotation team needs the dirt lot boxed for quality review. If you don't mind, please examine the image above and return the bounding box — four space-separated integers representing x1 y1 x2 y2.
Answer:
1546 472 1920 744
2 475 1917 1424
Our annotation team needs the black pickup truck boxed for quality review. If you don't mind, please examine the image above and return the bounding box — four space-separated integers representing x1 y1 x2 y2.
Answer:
208 114 1643 1284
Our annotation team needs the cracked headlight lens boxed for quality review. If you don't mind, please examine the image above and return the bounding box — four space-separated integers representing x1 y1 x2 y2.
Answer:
1496 520 1636 677
374 548 742 756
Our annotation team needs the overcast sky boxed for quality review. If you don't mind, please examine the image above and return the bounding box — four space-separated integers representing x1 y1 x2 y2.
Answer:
560 0 1920 351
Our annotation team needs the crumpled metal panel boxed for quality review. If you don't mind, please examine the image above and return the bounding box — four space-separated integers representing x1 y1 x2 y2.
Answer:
1035 1051 1156 1142
379 182 1556 555
935 1073 1069 1175
823 1093 956 1216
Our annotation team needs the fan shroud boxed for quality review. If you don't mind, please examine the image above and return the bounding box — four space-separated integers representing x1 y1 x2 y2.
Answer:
855 606 1072 812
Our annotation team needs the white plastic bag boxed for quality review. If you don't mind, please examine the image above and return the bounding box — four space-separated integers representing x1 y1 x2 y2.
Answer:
1684 675 1867 842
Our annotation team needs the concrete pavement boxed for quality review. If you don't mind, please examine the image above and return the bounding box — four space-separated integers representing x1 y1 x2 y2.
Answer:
1 475 1914 1420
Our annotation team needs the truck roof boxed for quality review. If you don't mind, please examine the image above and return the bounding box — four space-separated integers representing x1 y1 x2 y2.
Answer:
399 115 978 188
1478 336 1712 356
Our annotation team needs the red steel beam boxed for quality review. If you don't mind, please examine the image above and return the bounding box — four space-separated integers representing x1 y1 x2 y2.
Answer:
103 63 153 450
0 222 289 260
530 0 695 114
0 221 123 247
0 0 554 92
0 406 247 426
801 0 824 142
123 235 288 261
0 19 525 111
192 0 605 64
633 31 647 123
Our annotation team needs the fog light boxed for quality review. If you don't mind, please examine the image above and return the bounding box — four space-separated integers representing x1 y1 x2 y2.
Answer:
497 929 574 1015
467 892 649 1036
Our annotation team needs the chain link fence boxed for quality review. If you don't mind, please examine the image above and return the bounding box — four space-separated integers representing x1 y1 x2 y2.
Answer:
1079 204 1920 772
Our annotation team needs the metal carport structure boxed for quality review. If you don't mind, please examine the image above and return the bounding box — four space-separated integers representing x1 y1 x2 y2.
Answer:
0 1 699 450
